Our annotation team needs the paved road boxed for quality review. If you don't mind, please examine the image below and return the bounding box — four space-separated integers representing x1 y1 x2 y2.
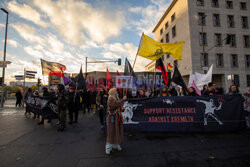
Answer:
0 99 250 167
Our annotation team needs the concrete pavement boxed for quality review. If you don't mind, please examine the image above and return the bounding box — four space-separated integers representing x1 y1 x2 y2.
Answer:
0 99 250 167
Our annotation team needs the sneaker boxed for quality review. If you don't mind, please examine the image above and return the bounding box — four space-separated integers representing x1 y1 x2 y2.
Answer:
47 119 51 123
105 150 111 155
56 121 60 125
38 121 44 125
101 125 104 129
117 145 122 151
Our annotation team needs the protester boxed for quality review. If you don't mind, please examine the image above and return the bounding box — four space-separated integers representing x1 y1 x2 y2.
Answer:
243 87 250 128
106 88 127 155
169 85 178 96
137 89 145 98
187 87 198 96
24 88 33 115
68 86 81 124
201 85 208 95
96 86 108 129
38 87 52 125
90 89 97 113
33 91 40 119
202 82 215 96
82 89 90 113
227 85 240 95
145 87 153 98
176 86 184 96
158 85 171 97
15 90 23 107
56 84 68 131
215 87 224 95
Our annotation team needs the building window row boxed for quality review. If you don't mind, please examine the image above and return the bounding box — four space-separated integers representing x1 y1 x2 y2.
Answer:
197 0 247 10
201 53 250 68
198 13 248 29
160 26 176 43
200 33 249 48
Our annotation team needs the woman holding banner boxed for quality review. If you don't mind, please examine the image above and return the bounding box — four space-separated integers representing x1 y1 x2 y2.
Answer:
106 88 127 155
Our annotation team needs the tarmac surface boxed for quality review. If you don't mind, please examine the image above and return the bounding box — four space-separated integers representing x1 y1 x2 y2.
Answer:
0 99 250 167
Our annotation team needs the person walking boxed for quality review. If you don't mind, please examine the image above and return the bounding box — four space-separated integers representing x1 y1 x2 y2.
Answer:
106 88 127 155
96 86 108 129
15 90 23 107
68 86 81 124
56 84 68 131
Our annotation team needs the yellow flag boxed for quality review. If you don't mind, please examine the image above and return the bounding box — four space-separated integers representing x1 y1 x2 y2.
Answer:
137 34 185 60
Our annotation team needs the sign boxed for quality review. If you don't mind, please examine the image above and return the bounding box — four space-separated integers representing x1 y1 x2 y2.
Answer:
15 75 24 80
118 95 245 132
116 76 133 88
26 96 58 119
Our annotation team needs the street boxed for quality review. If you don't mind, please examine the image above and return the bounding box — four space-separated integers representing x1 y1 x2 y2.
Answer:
0 99 250 167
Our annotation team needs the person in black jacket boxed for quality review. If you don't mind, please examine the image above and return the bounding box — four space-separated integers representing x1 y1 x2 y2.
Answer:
188 87 198 96
38 87 52 125
227 84 240 95
202 82 215 96
96 86 108 129
15 90 23 107
68 86 81 124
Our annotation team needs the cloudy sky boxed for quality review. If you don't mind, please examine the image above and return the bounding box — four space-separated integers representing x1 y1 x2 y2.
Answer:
0 0 171 84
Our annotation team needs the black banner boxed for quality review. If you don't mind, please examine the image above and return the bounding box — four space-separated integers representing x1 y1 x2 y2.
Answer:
121 95 245 132
26 96 58 119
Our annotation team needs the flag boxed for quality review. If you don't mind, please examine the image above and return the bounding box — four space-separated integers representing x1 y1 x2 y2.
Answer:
195 64 213 89
172 65 188 95
63 76 72 85
124 58 137 86
155 58 169 86
73 66 86 89
41 59 66 77
167 63 173 72
137 34 185 60
106 68 113 89
192 81 201 96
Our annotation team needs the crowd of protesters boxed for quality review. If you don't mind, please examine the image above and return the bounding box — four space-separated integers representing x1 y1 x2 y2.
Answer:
14 82 250 155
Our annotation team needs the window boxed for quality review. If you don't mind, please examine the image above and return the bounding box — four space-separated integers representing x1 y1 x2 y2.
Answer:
165 22 169 29
160 28 163 35
242 16 248 28
171 13 176 22
240 2 247 10
162 55 165 61
166 33 169 43
233 75 240 87
198 13 206 25
160 38 164 43
215 33 222 46
247 75 250 86
212 0 219 7
200 33 207 45
213 14 220 26
197 0 204 6
216 54 224 67
230 34 236 47
226 1 233 9
172 26 176 38
244 35 250 48
227 15 234 27
245 55 250 67
201 53 208 67
231 54 238 67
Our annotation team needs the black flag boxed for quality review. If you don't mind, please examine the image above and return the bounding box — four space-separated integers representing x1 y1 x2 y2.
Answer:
124 58 137 86
172 65 188 95
73 66 87 89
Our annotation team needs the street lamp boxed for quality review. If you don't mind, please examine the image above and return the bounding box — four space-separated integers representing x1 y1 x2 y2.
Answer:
1 8 9 108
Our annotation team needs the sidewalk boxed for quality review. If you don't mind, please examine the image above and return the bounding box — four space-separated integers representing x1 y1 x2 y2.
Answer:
0 99 250 167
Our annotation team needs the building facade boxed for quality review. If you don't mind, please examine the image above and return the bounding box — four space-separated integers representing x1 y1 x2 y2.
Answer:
152 0 250 93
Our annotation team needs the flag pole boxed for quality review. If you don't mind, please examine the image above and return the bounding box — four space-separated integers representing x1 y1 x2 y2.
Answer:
125 32 144 95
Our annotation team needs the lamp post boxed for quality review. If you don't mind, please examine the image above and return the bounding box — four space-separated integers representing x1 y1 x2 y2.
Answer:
1 8 9 108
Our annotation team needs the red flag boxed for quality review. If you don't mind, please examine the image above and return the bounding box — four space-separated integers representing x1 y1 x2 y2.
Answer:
116 70 121 76
155 58 169 85
106 68 113 89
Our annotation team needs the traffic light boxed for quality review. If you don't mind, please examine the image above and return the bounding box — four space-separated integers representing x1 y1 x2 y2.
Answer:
118 58 121 66
37 78 41 87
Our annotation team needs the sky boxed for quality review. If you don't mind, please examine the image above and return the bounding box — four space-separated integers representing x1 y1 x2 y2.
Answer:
0 0 171 84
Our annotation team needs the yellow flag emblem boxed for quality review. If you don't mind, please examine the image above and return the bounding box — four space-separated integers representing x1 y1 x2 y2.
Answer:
137 34 184 60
